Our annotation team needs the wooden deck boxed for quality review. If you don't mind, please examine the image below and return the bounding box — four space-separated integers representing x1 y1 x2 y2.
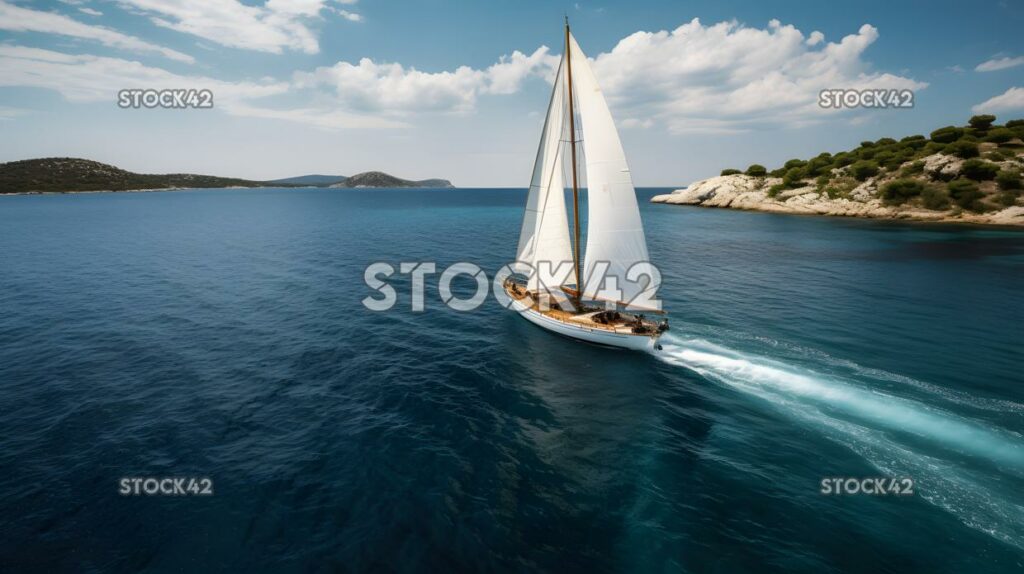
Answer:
503 280 659 335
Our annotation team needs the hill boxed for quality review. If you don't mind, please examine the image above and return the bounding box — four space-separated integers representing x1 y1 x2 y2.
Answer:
0 158 264 194
0 160 455 193
334 171 454 188
653 115 1024 226
265 174 347 186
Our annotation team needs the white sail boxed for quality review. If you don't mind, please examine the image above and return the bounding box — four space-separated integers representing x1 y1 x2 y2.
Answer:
568 34 658 308
515 56 574 291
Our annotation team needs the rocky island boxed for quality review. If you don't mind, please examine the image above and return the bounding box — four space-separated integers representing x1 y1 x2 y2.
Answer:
331 171 454 189
652 115 1024 227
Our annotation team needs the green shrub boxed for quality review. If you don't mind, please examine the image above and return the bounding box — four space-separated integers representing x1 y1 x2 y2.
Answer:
805 154 834 177
767 183 786 197
858 148 877 160
745 164 767 177
833 152 855 167
876 137 897 146
898 135 927 151
947 179 984 210
969 114 996 131
815 174 831 188
880 179 925 205
921 186 950 210
1006 119 1024 128
985 128 1014 144
961 159 999 181
783 159 807 170
782 167 806 187
930 126 964 143
900 161 925 176
769 167 787 178
947 140 979 159
923 141 947 154
720 168 741 176
860 141 876 148
850 160 880 181
997 191 1020 207
996 170 1022 190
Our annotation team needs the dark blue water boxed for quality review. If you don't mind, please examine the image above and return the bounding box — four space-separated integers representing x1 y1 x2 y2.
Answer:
1 188 1022 573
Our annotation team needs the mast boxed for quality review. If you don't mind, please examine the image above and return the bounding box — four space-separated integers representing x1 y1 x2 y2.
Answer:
565 18 581 293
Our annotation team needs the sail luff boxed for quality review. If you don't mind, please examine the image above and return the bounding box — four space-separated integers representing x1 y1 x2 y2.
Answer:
514 52 573 291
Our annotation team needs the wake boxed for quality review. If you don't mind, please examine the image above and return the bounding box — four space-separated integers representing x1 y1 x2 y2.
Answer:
654 333 1024 550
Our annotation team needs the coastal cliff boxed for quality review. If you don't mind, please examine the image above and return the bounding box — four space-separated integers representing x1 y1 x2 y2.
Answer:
652 116 1024 226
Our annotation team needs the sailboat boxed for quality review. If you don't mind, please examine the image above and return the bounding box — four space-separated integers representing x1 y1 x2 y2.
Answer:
504 21 668 352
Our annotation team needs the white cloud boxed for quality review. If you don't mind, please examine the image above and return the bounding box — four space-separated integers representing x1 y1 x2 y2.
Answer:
114 0 360 55
0 105 29 120
294 46 558 114
79 7 103 16
0 0 194 63
584 18 926 133
972 87 1024 113
975 55 1024 72
0 45 401 129
806 31 824 46
336 9 362 22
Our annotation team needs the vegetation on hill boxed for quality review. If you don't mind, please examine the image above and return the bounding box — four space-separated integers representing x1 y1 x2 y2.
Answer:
0 158 264 194
0 159 455 193
335 171 454 188
265 174 347 186
719 115 1024 214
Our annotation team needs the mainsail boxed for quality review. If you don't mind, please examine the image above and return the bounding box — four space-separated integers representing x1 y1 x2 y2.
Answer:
568 34 657 307
515 28 659 309
514 57 573 291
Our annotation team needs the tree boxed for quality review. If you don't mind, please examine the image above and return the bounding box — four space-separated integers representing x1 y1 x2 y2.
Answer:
783 167 805 188
985 128 1014 144
921 186 950 210
996 170 1022 190
968 114 996 130
745 164 767 177
720 168 741 176
850 160 880 181
1006 119 1024 128
930 126 964 143
880 179 924 205
946 140 979 159
948 179 984 210
961 159 999 181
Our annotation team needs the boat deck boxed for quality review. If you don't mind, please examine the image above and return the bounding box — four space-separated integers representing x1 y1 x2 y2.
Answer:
503 280 660 335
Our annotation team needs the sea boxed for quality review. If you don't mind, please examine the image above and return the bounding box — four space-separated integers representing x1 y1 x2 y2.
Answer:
1 187 1022 573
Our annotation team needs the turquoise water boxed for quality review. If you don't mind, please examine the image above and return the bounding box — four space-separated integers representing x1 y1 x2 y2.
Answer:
0 187 1022 572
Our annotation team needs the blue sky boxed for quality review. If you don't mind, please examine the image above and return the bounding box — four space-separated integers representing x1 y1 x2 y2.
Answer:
1 0 1022 186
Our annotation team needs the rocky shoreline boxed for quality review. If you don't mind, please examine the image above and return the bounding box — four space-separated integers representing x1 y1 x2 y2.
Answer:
652 153 1024 227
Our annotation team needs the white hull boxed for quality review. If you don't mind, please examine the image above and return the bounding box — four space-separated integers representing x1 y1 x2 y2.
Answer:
509 298 659 352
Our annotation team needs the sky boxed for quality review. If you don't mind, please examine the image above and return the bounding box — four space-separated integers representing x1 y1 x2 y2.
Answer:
0 0 1022 186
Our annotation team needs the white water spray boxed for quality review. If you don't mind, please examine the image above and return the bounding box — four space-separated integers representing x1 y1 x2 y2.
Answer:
654 333 1024 549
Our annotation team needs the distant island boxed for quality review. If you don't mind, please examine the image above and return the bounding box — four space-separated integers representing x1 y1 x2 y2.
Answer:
265 174 348 186
0 158 454 194
653 115 1024 226
331 171 453 189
